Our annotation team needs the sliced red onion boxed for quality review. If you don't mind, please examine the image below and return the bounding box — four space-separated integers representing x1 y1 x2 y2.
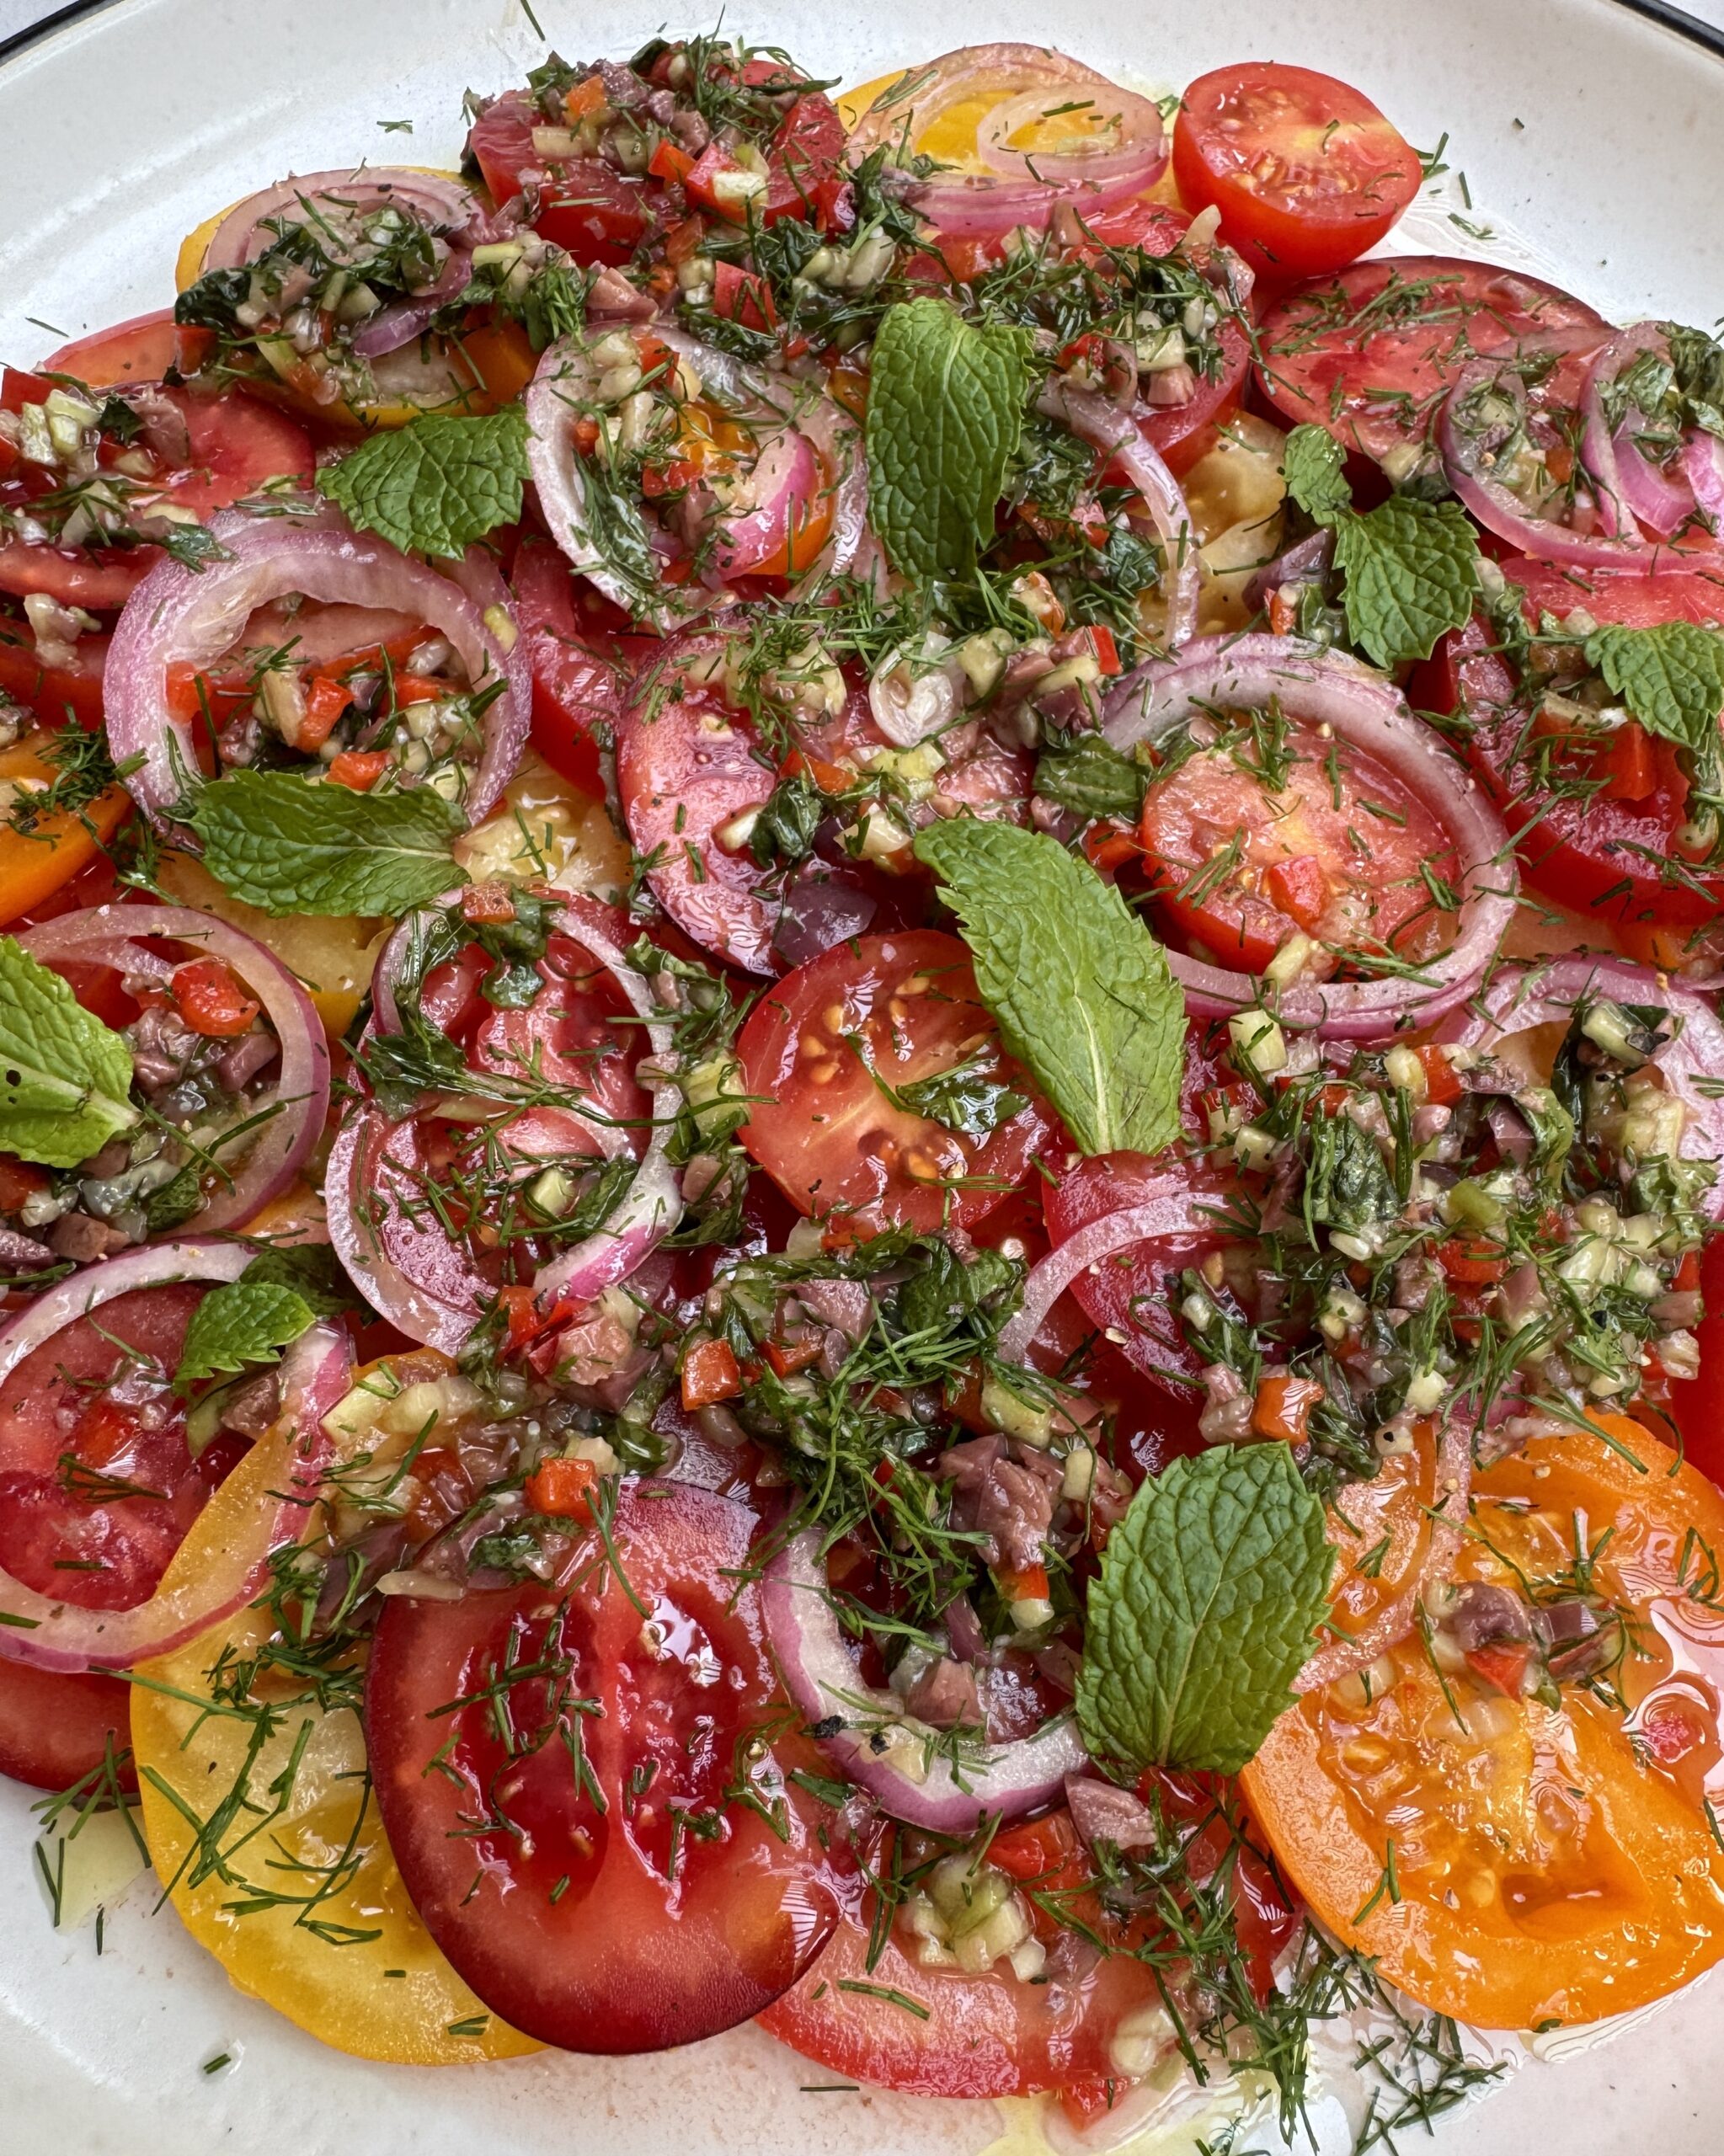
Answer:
1578 326 1698 542
1680 429 1724 531
105 507 527 830
998 1182 1208 1367
1440 359 1689 574
1433 957 1724 1221
1046 381 1198 647
19 905 328 1232
1102 643 1518 1035
202 168 478 272
1295 1421 1470 1694
793 395 867 588
763 1529 1089 1833
847 45 1167 240
348 245 473 360
0 1252 348 1673
709 424 820 578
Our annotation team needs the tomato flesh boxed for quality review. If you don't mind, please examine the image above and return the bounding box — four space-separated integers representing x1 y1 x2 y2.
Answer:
1172 64 1421 280
366 1481 857 2052
1257 255 1608 469
737 929 1055 1236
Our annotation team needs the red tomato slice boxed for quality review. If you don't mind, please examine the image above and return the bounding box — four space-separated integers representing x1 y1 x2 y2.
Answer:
0 616 106 726
510 536 628 796
466 93 650 263
0 1283 239 1792
1172 63 1421 280
366 1481 858 2052
1419 557 1724 947
1041 1152 1233 1395
1137 718 1456 974
467 92 540 205
761 93 848 227
736 929 1055 1237
1257 255 1609 470
44 311 184 387
757 1852 1160 2097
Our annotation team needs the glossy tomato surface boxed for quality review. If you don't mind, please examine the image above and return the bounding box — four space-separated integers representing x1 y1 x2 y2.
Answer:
1172 63 1420 280
1257 256 1609 469
367 1481 859 2053
1245 1416 1724 2027
1423 557 1724 953
738 930 1057 1237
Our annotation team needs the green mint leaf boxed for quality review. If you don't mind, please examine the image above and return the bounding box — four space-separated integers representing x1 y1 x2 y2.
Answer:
0 937 137 1168
240 1242 360 1318
319 408 531 558
1281 423 1352 524
914 820 1182 1157
1077 1444 1334 1775
1332 496 1479 667
1033 734 1149 824
191 770 467 917
1584 621 1724 770
866 298 1029 581
174 1278 318 1394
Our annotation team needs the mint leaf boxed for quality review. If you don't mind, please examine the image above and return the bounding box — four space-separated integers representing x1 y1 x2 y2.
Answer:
174 1278 317 1394
241 1241 360 1318
320 408 530 558
914 820 1183 1156
1033 734 1149 824
1332 496 1479 667
866 299 1029 581
191 770 467 917
1077 1445 1333 1775
0 937 137 1168
1585 621 1724 767
1282 423 1351 523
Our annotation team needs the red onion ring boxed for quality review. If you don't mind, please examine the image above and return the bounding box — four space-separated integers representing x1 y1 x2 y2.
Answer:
0 1253 348 1673
348 245 473 360
105 507 528 830
1294 1420 1471 1694
1044 380 1198 646
1681 429 1724 533
201 168 478 273
708 424 820 578
18 905 328 1234
1440 358 1693 574
1102 643 1518 1035
999 1184 1209 1368
762 1529 1089 1833
1579 326 1705 544
846 45 1167 240
1433 956 1724 1221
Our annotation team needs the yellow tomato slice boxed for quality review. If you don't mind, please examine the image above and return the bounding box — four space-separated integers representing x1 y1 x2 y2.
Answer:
455 745 630 892
132 1429 537 2064
0 734 130 927
1244 1414 1724 2029
154 850 387 1041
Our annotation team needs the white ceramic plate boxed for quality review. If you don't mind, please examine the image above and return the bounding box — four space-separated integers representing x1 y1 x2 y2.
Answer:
3 2 1723 2150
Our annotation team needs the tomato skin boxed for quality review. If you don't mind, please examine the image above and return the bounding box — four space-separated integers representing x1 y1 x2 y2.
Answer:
534 161 652 265
1172 64 1421 280
42 310 185 386
1669 1235 1724 1491
1244 1416 1724 2028
0 621 107 728
737 930 1056 1238
0 1662 135 1794
366 1481 857 2054
1425 557 1724 937
761 93 848 227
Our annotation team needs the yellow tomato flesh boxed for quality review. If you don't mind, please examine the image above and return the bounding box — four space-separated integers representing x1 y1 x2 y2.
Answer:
1244 1415 1724 2028
0 735 130 927
454 745 630 892
131 1425 537 2065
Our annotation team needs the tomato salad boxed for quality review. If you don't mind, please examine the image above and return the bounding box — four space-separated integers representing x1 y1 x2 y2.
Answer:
4 30 1724 2148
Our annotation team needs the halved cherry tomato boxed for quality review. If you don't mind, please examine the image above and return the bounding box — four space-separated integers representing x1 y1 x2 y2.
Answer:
1257 257 1608 472
169 956 259 1038
1172 64 1422 280
1138 718 1457 975
737 930 1056 1237
366 1481 858 2052
1244 1414 1724 2027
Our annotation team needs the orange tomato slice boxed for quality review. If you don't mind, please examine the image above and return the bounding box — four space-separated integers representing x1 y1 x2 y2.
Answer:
0 734 130 929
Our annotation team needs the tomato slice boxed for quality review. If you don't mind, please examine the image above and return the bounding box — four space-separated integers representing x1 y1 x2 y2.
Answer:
757 1839 1161 2097
43 311 186 386
737 929 1056 1236
510 534 629 797
466 91 650 264
0 1283 240 1794
0 732 131 929
1136 718 1457 975
1243 1413 1724 2028
366 1481 857 2052
0 616 107 727
1257 255 1609 472
1422 557 1724 947
1172 63 1421 280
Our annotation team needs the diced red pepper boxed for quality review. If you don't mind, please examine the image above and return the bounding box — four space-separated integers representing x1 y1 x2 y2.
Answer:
169 958 260 1039
461 881 519 926
1465 1641 1533 1697
326 750 390 792
649 137 695 186
563 74 609 124
710 260 777 333
681 1336 743 1409
779 745 854 796
1437 1237 1508 1287
1250 1372 1326 1444
663 213 707 267
297 673 351 752
525 1453 600 1522
1415 1044 1463 1107
683 142 757 221
764 1336 824 1378
497 1283 542 1353
1077 622 1122 676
